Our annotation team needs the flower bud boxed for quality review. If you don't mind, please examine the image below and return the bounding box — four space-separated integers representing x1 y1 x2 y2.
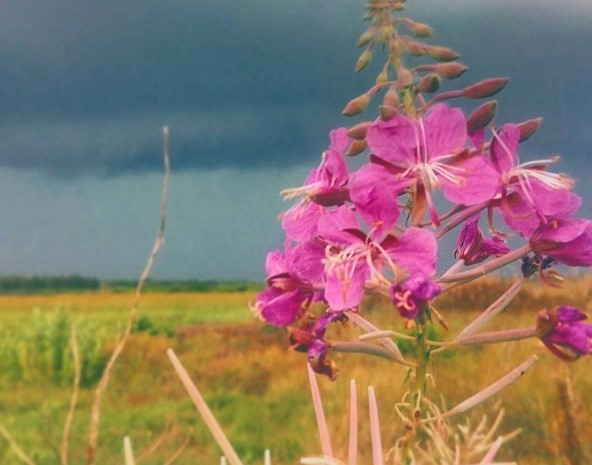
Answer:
355 49 373 72
463 77 509 99
417 74 441 93
412 22 434 38
397 68 414 87
357 30 374 47
467 100 497 135
376 69 389 84
346 121 373 140
537 306 592 359
342 93 371 116
517 117 543 142
346 139 367 157
404 40 426 56
427 46 460 62
434 62 468 79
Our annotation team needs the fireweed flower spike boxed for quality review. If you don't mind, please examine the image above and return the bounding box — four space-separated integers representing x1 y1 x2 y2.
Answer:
537 306 592 360
366 103 499 226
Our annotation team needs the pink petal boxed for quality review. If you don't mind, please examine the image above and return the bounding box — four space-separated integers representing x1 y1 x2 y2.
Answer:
324 264 370 310
282 202 324 242
491 124 519 175
366 114 416 167
423 104 467 158
318 206 360 245
440 156 499 205
385 228 437 277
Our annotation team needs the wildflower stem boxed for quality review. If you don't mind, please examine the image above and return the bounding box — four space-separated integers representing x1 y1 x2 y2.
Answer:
348 380 358 465
438 355 538 419
332 341 413 365
368 387 384 465
435 201 489 240
437 244 531 284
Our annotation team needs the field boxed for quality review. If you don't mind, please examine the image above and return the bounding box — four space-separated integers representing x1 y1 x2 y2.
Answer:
0 277 591 465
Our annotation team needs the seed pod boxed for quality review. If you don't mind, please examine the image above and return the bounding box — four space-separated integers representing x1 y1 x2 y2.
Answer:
434 62 468 79
464 77 509 99
517 117 543 142
428 46 460 62
467 101 497 135
347 121 373 140
342 93 371 116
356 49 373 72
417 74 441 93
346 139 368 157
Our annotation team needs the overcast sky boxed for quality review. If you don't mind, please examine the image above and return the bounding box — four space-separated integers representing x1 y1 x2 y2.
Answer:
0 0 590 280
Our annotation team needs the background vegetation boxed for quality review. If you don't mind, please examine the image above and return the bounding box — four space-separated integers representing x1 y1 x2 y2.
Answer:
0 275 591 465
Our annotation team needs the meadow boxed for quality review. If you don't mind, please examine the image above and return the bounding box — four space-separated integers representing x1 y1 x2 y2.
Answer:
0 276 591 465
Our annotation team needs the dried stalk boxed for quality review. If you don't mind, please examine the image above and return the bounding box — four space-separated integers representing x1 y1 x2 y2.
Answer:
0 424 37 465
60 323 81 465
162 431 192 465
86 126 170 465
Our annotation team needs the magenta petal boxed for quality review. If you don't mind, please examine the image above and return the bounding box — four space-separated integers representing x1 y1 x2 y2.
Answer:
531 219 592 266
515 178 579 218
440 156 499 205
423 104 467 158
386 227 438 277
258 287 304 327
491 124 519 174
366 114 416 167
282 202 324 242
317 205 360 245
324 264 369 310
500 196 540 237
265 250 287 277
349 163 404 238
289 240 326 284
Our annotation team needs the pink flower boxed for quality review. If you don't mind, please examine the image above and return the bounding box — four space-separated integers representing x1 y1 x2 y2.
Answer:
537 306 592 360
366 104 499 225
529 218 592 267
490 124 575 236
455 216 510 265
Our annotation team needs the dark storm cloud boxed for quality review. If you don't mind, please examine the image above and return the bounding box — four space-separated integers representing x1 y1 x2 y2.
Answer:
0 0 590 176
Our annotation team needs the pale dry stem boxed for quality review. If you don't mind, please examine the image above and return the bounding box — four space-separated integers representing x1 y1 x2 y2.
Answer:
0 424 37 465
60 323 81 465
86 126 170 465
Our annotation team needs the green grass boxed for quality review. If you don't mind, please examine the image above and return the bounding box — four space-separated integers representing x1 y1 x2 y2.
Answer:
0 279 591 465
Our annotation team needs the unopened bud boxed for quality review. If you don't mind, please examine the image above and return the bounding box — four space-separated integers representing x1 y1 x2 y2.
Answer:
356 49 373 72
375 70 389 85
428 46 460 62
397 68 414 88
392 2 405 11
347 121 373 140
342 93 371 116
434 62 468 79
404 40 426 57
357 30 374 47
517 117 543 142
463 77 509 99
467 101 497 135
412 22 434 38
417 74 441 93
346 139 368 157
384 86 400 108
379 105 397 121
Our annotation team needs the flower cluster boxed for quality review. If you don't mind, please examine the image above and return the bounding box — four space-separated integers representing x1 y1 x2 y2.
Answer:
252 101 592 376
252 3 592 378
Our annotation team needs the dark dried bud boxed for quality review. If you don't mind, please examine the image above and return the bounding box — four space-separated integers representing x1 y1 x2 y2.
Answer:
346 139 368 157
464 78 509 99
342 93 371 116
517 117 543 142
412 22 434 38
434 62 468 79
356 49 373 72
467 101 497 135
428 46 460 62
347 121 373 140
417 74 441 93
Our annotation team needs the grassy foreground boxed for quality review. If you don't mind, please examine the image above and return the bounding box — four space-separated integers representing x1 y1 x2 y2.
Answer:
0 277 591 465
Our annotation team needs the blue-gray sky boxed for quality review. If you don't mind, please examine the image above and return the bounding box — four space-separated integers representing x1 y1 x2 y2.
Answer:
0 0 590 279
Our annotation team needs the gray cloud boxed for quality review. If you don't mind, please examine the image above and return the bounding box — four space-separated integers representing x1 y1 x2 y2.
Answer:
0 0 590 176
